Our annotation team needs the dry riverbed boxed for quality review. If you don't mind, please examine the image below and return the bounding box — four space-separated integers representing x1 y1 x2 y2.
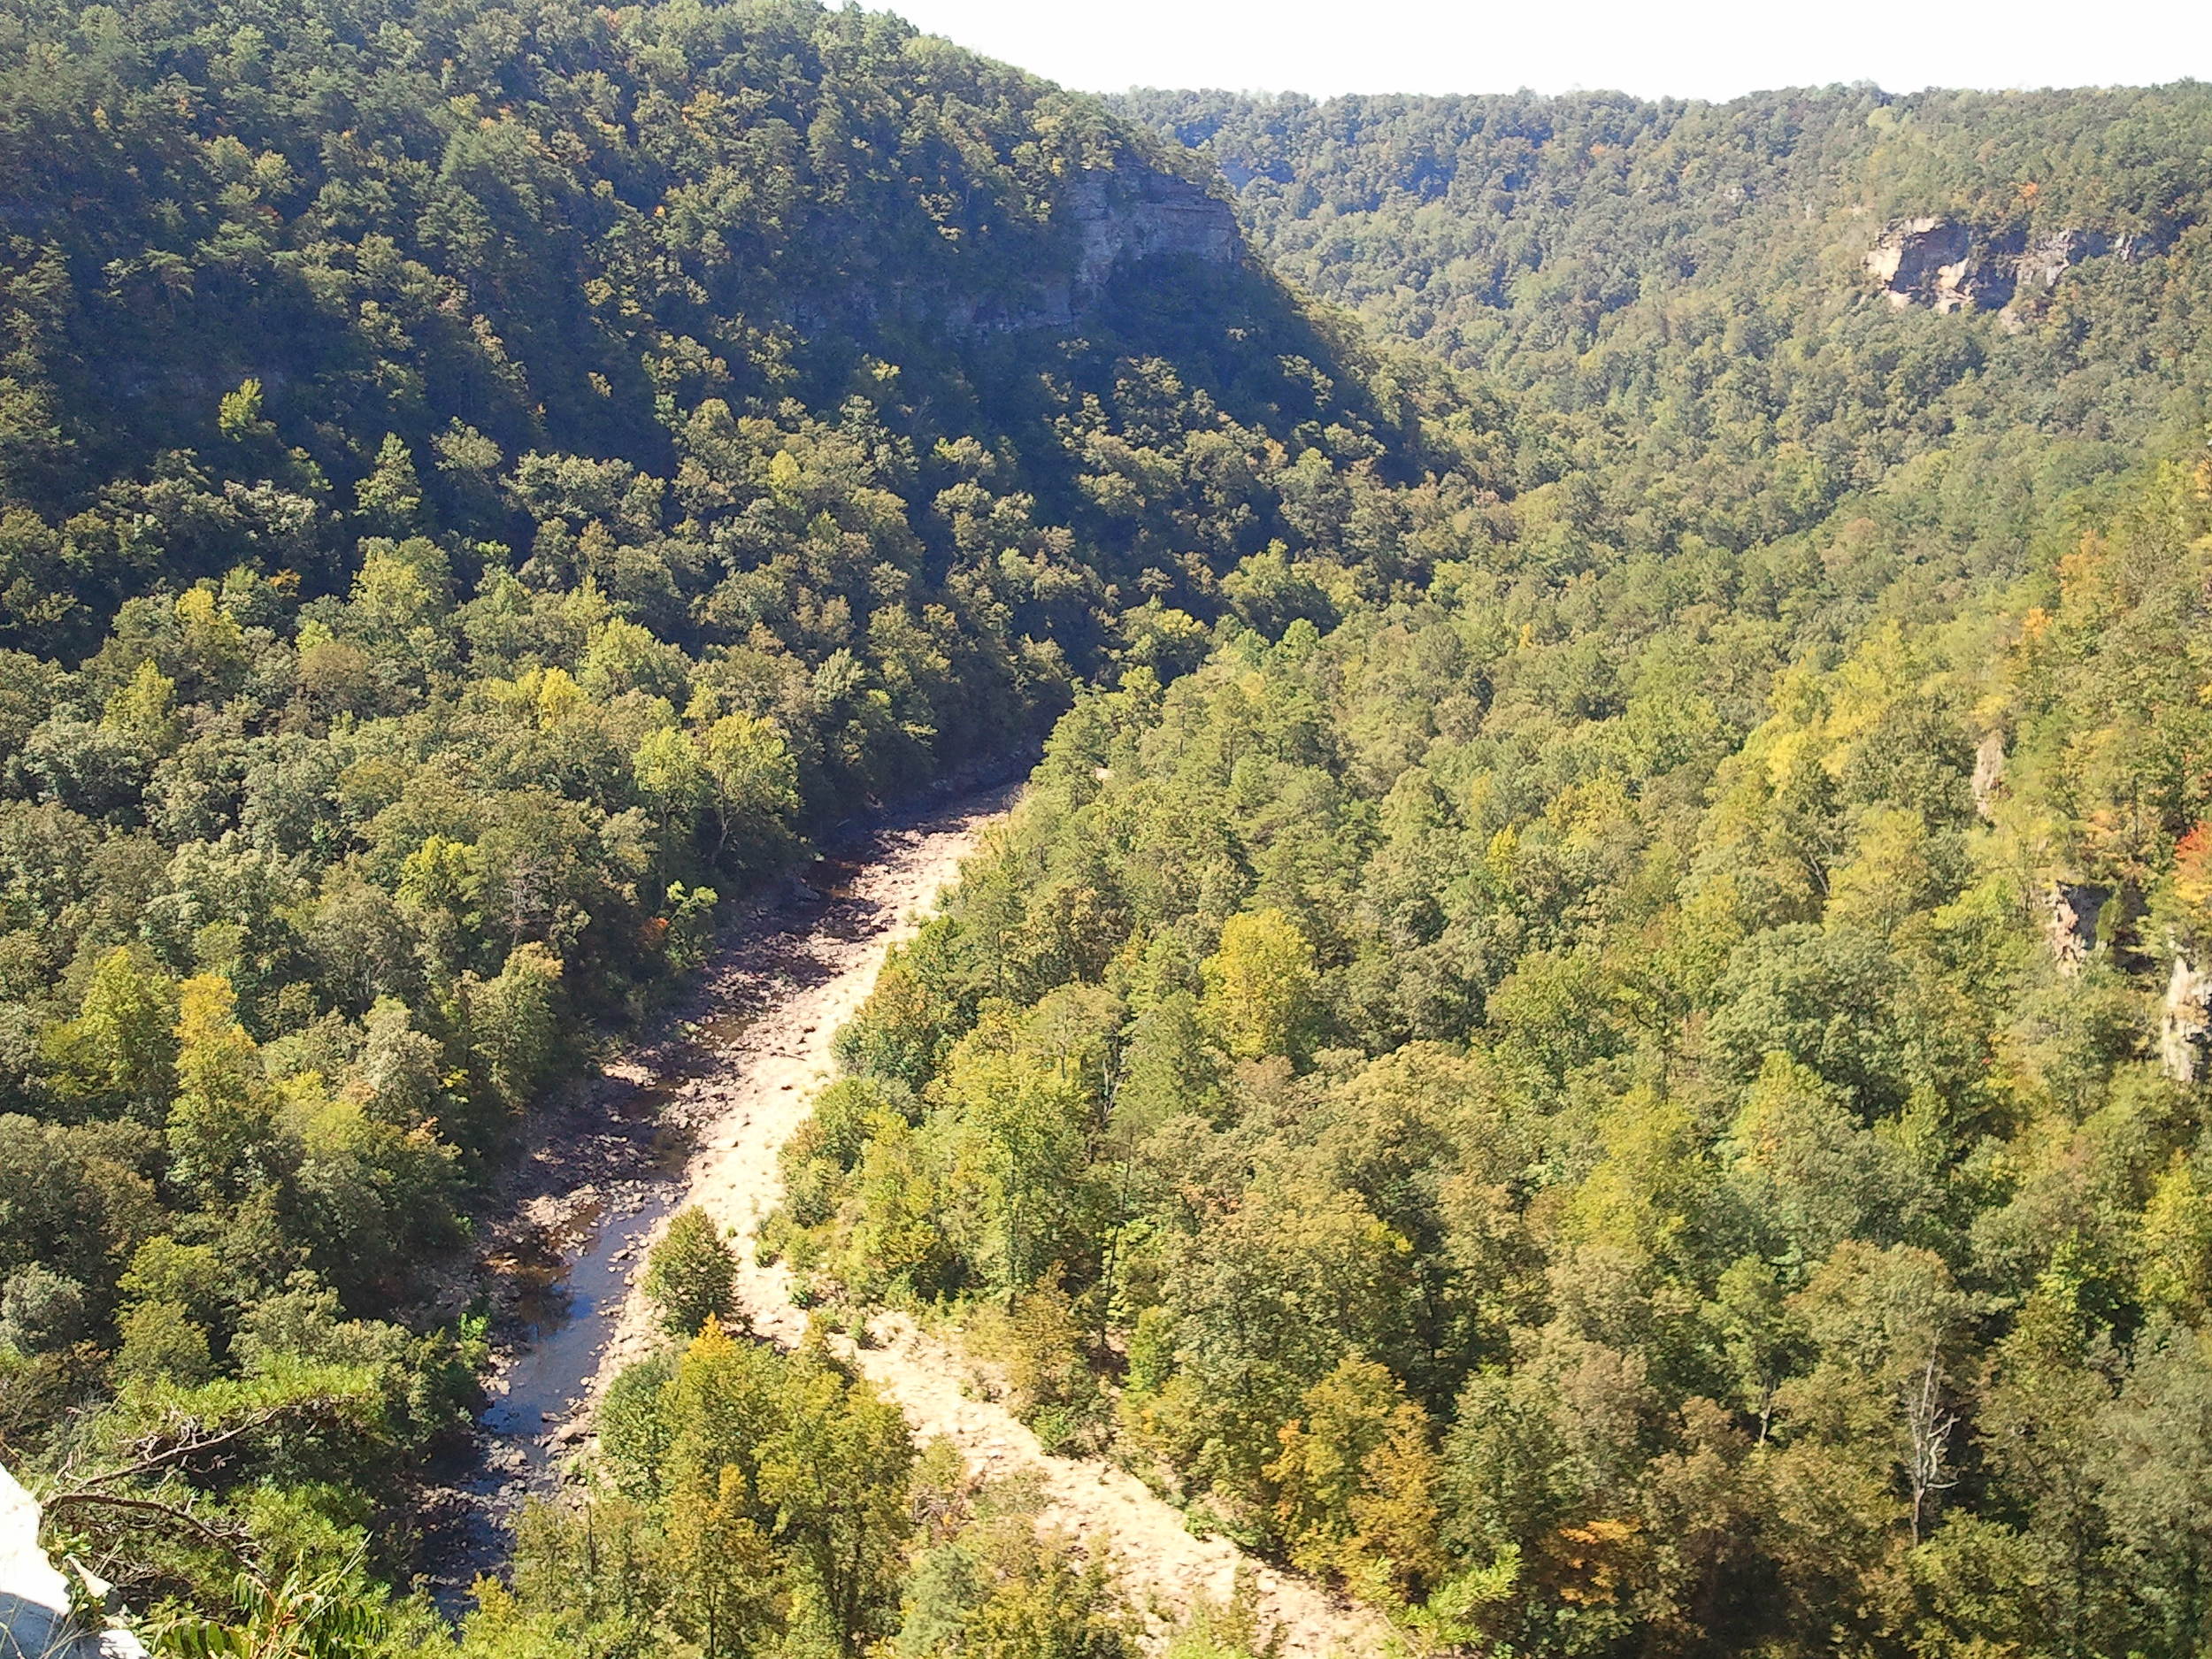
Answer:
434 780 1394 1657
419 784 1018 1593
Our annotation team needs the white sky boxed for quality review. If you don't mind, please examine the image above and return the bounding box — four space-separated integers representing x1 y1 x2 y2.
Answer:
882 0 2212 101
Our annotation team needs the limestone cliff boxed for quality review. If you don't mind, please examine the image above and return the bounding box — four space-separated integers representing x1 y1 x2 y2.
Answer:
932 158 1243 334
2162 956 2212 1083
1971 731 2008 822
1865 217 2175 318
2043 880 2108 975
1069 159 1241 291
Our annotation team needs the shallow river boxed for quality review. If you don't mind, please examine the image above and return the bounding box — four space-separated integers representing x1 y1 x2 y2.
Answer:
427 786 1014 1598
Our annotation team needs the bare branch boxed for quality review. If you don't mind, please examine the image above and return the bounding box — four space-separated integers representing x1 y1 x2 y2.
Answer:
40 1489 264 1581
86 1403 308 1489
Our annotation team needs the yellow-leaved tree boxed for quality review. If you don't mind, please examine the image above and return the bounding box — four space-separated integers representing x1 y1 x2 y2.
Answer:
1199 907 1318 1061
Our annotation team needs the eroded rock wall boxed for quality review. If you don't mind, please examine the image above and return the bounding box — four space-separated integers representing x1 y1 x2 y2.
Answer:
2163 956 2212 1083
938 158 1243 333
1866 217 2175 317
2044 880 2108 975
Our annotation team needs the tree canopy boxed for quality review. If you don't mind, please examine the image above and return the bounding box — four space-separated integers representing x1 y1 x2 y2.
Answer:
9 8 2212 1656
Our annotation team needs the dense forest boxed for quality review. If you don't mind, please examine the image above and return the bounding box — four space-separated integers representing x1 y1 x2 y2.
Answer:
1118 84 2212 560
770 81 2212 1659
797 447 2212 1655
7 4 2212 1656
0 0 1499 1647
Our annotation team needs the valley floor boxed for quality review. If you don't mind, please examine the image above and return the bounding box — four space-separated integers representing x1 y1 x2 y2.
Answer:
563 789 1394 1658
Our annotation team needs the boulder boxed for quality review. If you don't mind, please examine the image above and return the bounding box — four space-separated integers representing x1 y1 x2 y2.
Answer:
2162 956 2212 1083
2 1463 146 1659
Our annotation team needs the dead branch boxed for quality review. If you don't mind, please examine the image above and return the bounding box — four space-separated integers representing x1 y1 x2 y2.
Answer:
40 1488 264 1579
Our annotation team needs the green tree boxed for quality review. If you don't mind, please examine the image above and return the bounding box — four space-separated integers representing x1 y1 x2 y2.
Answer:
1200 908 1317 1062
664 1464 777 1659
51 947 179 1124
164 974 276 1202
759 1341 918 1655
2096 1316 2212 1656
1780 1241 1970 1545
111 1297 214 1386
643 1206 737 1338
701 713 801 868
1268 1354 1448 1603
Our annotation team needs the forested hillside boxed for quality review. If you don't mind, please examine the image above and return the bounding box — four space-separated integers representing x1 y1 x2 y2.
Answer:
801 444 2212 1654
763 81 2212 1659
0 0 1504 1640
12 6 2212 1655
1119 85 2212 557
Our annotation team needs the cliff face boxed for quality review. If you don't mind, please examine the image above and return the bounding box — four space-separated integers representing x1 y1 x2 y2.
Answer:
1070 160 1241 291
932 159 1243 334
2163 956 2212 1083
1866 218 1978 309
1866 217 2174 317
2043 879 2108 974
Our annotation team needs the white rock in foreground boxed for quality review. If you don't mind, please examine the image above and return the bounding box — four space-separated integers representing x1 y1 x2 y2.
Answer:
1 1463 146 1659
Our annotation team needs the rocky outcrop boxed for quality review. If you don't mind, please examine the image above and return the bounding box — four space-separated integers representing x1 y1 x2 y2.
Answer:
1068 160 1240 293
2162 956 2212 1083
1971 732 2007 821
933 159 1241 334
1866 218 2175 316
1867 219 1982 310
2044 880 2108 975
2 1464 145 1659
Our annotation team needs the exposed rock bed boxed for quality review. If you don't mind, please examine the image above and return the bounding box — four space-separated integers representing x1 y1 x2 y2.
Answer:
429 769 1392 1655
575 845 1395 1657
418 780 1025 1595
1865 215 2177 318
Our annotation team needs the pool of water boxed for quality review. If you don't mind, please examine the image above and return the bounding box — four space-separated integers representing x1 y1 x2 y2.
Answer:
478 1194 667 1471
473 1010 756 1476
